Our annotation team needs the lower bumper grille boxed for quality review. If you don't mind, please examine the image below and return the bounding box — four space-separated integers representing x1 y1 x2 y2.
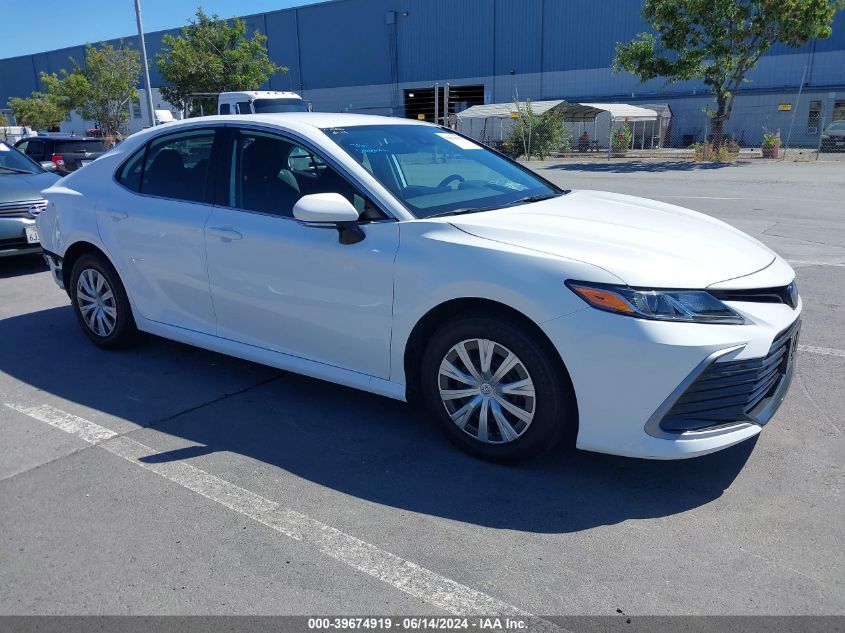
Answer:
660 320 800 433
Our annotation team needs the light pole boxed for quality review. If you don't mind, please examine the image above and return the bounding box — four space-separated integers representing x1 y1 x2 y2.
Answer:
134 0 156 128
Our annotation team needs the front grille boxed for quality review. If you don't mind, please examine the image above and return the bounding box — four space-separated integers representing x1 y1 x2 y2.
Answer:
660 321 800 432
709 282 798 309
0 199 47 218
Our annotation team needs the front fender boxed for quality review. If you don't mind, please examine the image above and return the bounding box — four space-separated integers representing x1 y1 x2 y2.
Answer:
389 221 619 385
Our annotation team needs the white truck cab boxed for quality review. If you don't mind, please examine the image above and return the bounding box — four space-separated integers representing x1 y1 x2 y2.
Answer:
218 91 310 115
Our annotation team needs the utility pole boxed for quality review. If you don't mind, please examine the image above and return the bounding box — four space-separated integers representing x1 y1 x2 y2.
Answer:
134 0 156 128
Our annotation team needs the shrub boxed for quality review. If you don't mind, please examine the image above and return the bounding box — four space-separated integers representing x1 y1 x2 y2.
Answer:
611 123 633 153
692 141 737 163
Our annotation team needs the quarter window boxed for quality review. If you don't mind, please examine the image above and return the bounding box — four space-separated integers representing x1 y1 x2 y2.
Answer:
117 146 146 192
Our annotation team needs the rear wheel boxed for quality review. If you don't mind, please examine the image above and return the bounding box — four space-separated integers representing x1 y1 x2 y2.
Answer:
70 253 138 349
420 313 575 462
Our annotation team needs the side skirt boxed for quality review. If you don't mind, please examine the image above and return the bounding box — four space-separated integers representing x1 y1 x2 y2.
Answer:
134 314 408 402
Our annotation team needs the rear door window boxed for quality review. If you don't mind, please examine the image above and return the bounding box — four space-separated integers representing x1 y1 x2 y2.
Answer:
141 129 216 202
24 140 44 160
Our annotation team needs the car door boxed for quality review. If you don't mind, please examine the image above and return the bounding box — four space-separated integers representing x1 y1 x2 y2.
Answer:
204 127 399 378
98 127 220 334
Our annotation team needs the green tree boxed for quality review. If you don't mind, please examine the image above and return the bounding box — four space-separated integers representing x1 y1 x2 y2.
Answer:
157 8 286 115
506 101 570 160
8 93 68 131
0 111 8 127
613 0 841 147
41 42 140 138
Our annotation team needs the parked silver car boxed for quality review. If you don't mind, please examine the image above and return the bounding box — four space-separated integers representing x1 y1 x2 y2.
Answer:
820 120 845 152
0 142 61 257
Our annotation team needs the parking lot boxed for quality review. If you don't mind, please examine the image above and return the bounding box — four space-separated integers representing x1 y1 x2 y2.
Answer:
0 159 843 618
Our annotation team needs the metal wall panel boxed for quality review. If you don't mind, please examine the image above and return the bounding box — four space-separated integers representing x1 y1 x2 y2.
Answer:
541 0 649 73
264 9 302 92
494 0 542 77
0 56 39 107
296 0 398 90
397 0 494 84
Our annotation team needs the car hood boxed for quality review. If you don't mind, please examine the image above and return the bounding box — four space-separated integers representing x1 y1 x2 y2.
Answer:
0 171 61 203
448 190 777 288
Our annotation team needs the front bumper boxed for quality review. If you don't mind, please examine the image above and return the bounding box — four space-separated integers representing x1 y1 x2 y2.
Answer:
0 216 40 258
541 298 802 459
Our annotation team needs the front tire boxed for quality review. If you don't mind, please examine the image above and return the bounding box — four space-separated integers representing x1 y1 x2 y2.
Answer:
420 313 576 462
70 252 138 349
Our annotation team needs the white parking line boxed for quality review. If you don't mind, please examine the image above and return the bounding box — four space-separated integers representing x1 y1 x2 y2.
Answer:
798 344 845 359
3 402 559 629
788 260 845 268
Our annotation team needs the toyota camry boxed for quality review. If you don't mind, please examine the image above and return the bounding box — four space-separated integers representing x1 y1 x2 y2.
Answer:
37 113 801 461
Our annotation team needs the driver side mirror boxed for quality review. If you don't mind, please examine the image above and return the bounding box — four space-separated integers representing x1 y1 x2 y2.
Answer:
293 193 365 245
40 161 57 172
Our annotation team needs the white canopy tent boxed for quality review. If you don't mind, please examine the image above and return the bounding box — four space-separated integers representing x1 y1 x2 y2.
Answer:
455 100 665 150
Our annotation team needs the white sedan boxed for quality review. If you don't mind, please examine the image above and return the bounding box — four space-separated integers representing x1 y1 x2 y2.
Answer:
37 113 801 461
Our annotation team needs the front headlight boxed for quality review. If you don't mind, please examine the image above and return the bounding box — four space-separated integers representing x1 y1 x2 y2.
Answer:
566 281 745 325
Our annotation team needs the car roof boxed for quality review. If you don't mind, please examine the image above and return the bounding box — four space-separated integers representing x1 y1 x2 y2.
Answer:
117 112 439 151
167 112 432 131
19 135 103 142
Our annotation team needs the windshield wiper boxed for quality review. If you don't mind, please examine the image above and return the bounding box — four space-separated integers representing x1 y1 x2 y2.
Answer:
426 205 503 219
503 192 565 206
0 165 33 175
425 192 568 219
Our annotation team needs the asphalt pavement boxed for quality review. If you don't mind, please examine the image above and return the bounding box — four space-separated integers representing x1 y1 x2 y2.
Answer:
0 159 842 618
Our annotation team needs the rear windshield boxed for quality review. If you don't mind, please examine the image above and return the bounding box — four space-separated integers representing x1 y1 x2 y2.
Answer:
252 98 309 114
55 140 105 153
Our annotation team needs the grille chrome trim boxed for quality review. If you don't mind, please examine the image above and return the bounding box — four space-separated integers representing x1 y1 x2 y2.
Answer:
0 199 47 218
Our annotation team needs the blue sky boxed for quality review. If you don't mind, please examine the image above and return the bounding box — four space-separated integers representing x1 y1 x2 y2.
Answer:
0 0 324 58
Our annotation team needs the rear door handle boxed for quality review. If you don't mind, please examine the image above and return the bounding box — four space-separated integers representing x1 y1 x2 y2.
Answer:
105 209 128 221
207 226 243 241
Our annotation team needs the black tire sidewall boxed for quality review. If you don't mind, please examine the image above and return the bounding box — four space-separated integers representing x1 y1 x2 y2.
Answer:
69 253 137 349
420 314 574 462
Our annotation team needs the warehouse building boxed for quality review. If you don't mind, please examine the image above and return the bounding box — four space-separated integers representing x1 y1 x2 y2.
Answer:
1 0 843 146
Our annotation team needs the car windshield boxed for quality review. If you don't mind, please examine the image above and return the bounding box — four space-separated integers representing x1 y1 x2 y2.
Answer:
827 121 845 131
253 98 309 114
323 124 562 218
0 142 42 175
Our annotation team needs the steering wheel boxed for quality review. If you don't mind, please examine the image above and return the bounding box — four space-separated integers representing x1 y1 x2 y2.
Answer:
438 174 465 189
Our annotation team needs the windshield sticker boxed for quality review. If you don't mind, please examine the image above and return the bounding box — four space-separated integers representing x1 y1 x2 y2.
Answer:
436 133 482 150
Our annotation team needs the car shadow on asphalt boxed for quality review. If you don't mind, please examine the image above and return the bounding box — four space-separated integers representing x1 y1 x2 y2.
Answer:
0 254 48 279
1 305 755 534
541 160 743 173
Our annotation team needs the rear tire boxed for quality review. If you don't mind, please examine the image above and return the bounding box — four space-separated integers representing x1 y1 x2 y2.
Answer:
69 252 138 349
420 313 576 462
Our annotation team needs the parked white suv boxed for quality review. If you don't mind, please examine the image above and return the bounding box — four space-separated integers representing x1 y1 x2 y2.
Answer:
37 113 801 462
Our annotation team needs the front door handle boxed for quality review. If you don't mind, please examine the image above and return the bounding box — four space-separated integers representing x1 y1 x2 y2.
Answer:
105 209 128 221
207 226 243 241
